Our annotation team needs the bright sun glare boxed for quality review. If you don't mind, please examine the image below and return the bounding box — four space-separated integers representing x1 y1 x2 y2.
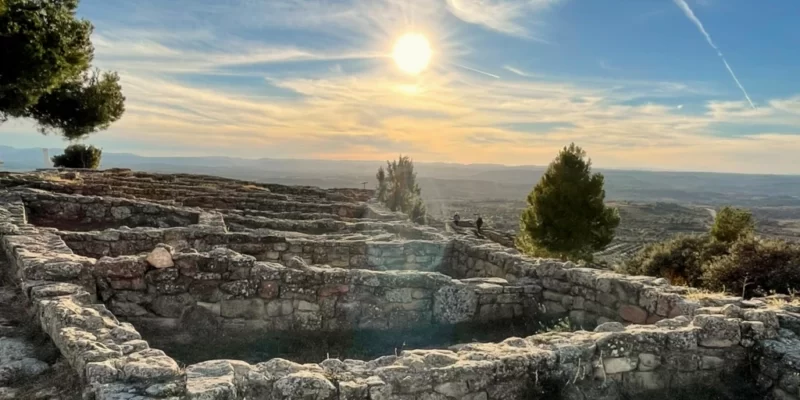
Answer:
392 33 432 75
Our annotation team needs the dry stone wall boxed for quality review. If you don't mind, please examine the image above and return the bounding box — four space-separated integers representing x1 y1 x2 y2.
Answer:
445 238 704 329
60 226 451 271
17 189 201 230
95 247 541 333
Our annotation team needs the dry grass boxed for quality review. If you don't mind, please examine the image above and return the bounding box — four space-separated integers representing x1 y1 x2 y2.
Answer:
684 288 733 301
241 184 269 191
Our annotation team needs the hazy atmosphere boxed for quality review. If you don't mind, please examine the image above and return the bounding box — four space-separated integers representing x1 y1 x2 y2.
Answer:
3 0 800 173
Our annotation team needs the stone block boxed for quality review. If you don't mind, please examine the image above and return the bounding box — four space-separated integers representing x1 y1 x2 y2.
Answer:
258 280 280 299
638 353 661 372
618 304 648 324
692 314 741 348
623 371 669 393
220 299 264 319
150 293 196 317
603 357 638 374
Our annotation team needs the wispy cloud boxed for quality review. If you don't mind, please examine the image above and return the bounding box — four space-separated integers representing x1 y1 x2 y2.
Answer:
503 65 532 77
672 0 756 109
445 0 560 41
454 64 500 79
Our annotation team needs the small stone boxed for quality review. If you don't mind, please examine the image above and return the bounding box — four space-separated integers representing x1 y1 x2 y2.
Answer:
147 246 174 269
595 322 625 332
603 357 638 374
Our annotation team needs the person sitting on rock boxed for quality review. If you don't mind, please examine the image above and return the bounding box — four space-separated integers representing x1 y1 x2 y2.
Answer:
475 215 483 233
453 213 460 226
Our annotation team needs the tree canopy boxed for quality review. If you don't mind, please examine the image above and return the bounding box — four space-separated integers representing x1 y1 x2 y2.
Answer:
517 143 620 261
710 206 755 243
51 143 102 169
0 0 125 139
376 155 427 224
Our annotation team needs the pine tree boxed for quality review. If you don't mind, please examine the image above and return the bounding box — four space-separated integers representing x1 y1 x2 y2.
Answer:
710 206 754 243
375 155 427 223
517 143 620 261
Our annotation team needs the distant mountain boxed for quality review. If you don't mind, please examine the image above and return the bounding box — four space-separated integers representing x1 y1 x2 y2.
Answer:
2 145 800 206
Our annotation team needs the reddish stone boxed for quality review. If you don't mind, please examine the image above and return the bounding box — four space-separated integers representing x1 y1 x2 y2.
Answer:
258 281 279 299
619 304 648 324
318 284 350 297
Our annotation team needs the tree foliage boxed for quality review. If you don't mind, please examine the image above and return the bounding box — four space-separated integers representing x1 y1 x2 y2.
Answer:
703 237 800 298
619 234 729 287
710 206 755 243
375 155 427 224
0 0 124 139
621 205 800 297
517 143 620 261
51 143 102 169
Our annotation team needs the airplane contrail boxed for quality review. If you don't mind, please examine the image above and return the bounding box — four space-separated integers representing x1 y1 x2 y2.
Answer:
673 0 756 109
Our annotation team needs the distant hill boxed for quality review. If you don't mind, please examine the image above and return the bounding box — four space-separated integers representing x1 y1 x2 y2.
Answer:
2 145 800 206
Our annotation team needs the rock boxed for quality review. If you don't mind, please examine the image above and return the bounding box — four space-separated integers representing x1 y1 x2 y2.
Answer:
121 352 181 382
147 245 175 269
692 314 742 348
187 360 237 400
619 305 648 324
273 371 336 399
595 322 626 332
603 357 639 374
0 338 50 385
433 285 478 324
150 293 196 317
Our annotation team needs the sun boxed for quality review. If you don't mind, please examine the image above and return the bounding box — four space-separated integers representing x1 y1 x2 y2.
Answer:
392 33 432 75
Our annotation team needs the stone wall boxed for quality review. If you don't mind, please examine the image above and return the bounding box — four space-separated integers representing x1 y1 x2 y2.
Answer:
60 226 451 271
224 213 447 240
182 309 783 400
446 238 703 328
18 189 201 230
95 247 541 333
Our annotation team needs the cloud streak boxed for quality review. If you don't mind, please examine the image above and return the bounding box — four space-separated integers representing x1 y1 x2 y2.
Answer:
672 0 756 109
445 0 559 41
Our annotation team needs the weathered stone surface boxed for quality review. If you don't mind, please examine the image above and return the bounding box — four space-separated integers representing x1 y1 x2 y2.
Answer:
693 314 742 348
619 304 648 324
432 285 477 324
150 293 196 317
186 360 237 400
147 245 174 269
273 371 336 399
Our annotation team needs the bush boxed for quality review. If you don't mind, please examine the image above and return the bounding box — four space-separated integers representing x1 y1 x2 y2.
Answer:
703 238 800 298
710 206 754 243
619 234 728 286
51 144 102 169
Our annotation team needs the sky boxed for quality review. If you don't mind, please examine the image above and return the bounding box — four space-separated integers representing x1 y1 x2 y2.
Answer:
2 0 800 174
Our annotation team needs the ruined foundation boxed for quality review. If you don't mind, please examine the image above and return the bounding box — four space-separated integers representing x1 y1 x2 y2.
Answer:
1 169 799 400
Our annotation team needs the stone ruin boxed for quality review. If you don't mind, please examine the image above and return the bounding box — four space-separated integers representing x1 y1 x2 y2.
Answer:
1 169 799 400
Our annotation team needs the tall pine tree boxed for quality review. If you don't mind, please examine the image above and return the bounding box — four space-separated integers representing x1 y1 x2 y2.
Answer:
517 143 620 261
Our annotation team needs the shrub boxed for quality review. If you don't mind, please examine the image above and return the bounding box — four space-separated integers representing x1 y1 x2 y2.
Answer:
703 238 800 298
375 155 428 224
619 234 728 286
710 206 755 243
51 144 102 169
